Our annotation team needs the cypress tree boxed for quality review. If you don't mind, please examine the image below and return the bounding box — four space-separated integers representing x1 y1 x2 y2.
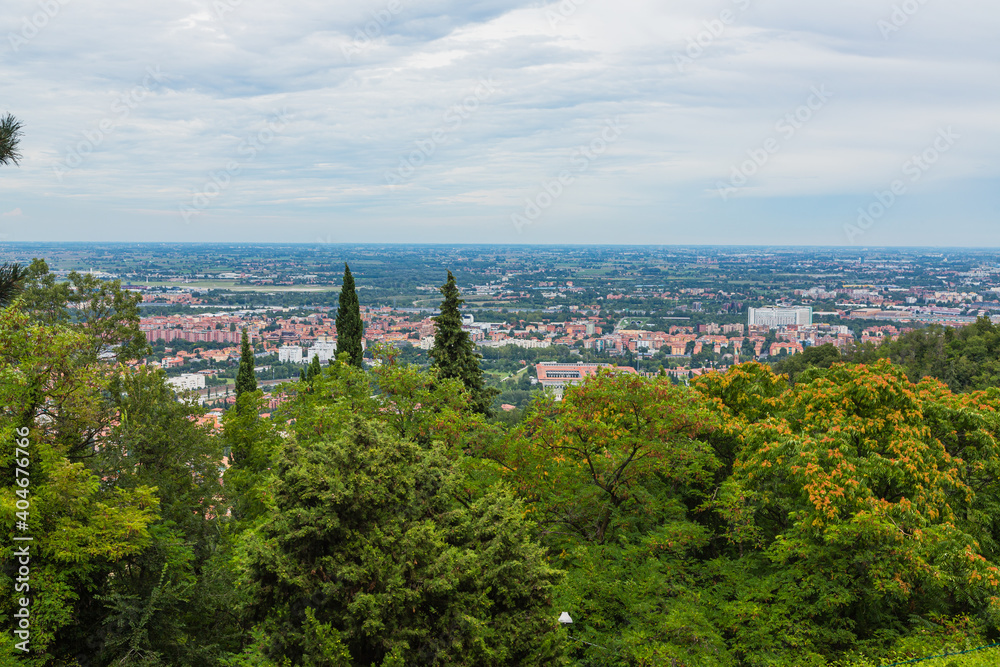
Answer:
336 264 364 368
235 328 257 398
307 354 322 382
429 271 497 415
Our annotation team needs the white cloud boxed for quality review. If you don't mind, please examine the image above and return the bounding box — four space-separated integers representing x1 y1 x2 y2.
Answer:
0 0 997 244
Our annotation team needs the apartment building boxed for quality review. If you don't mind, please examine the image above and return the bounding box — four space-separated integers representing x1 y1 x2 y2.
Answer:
167 373 206 392
748 306 813 328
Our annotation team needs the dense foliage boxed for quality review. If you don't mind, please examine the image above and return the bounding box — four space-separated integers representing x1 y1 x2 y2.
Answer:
235 328 258 399
429 271 497 415
4 269 1000 666
775 318 1000 393
853 318 1000 393
0 113 22 166
771 343 843 384
0 263 25 307
239 419 562 666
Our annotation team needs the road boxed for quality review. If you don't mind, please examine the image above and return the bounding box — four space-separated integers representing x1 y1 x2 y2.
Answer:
195 377 299 403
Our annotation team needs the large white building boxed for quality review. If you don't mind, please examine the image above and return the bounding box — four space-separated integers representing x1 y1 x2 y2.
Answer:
278 344 304 363
479 339 552 349
167 373 206 392
535 362 639 400
308 338 338 363
748 306 813 328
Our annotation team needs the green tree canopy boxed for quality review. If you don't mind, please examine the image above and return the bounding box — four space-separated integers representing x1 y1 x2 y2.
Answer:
285 345 491 455
9 255 1000 667
19 258 147 362
335 263 364 368
82 366 240 664
307 353 322 383
224 389 282 523
484 372 728 664
0 305 159 660
0 113 23 166
0 262 26 306
239 418 564 666
496 371 721 546
429 271 497 415
771 342 842 384
848 317 1000 392
706 361 1000 664
235 328 257 399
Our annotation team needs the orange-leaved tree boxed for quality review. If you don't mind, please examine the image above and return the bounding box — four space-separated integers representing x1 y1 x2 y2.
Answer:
713 360 1000 659
486 371 729 664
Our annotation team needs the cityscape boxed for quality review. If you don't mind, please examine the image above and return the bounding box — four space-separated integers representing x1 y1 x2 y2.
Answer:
9 242 1000 416
3 0 999 664
8 241 1000 666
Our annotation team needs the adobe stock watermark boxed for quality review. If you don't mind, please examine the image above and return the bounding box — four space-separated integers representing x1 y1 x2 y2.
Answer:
52 66 167 182
673 0 752 72
545 0 588 29
512 117 627 233
716 84 833 201
341 0 411 62
11 426 32 653
212 0 245 21
179 109 291 223
7 0 72 53
844 126 959 243
877 0 931 39
383 77 498 188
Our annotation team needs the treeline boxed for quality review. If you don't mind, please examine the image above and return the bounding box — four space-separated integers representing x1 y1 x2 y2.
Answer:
3 265 1000 665
774 317 1000 392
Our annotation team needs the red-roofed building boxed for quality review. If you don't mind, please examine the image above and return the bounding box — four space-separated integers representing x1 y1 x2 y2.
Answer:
535 361 639 400
769 341 804 356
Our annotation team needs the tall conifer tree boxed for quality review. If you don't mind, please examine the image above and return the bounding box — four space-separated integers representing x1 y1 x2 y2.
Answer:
336 263 364 367
429 271 497 415
307 354 322 382
235 328 257 398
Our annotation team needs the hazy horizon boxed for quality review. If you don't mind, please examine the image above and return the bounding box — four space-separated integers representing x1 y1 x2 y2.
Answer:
6 241 1000 251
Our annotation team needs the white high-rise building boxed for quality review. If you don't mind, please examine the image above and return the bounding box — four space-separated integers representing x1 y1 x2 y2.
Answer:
748 306 813 328
167 373 206 392
308 339 338 363
278 345 304 363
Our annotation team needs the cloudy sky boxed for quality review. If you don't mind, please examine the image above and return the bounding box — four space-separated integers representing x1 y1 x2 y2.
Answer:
0 0 997 246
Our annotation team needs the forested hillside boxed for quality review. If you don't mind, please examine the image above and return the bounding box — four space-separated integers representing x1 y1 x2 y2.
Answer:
3 271 1000 666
